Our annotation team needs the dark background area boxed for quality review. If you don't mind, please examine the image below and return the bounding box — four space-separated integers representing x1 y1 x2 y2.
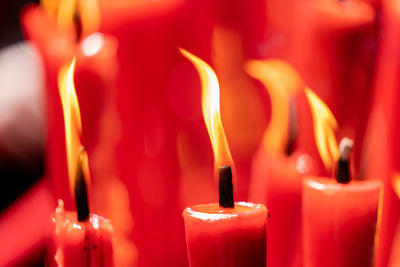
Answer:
0 0 44 213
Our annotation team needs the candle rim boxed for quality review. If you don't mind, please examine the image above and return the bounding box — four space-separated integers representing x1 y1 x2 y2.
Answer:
304 176 382 192
184 202 267 220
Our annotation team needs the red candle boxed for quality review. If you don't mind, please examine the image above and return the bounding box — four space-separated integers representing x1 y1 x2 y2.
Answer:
53 199 114 267
289 0 378 174
361 1 400 266
180 49 267 267
246 59 318 267
51 55 115 266
302 176 381 267
302 138 381 267
183 202 267 267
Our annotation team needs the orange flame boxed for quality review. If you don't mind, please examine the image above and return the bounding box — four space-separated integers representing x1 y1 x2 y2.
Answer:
246 59 302 153
180 48 233 168
58 57 89 194
41 0 100 37
305 88 339 171
394 173 400 198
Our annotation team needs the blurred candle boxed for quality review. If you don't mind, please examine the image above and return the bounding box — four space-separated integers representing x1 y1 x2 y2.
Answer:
247 59 317 267
362 1 400 266
180 49 267 267
21 3 118 210
289 0 378 174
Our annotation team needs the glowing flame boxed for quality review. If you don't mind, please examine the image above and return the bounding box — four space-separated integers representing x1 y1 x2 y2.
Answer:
305 88 339 171
394 173 400 198
41 0 100 37
180 48 233 168
246 59 302 153
58 57 89 193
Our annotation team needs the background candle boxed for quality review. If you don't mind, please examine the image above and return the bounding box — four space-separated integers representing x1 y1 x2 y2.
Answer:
183 202 267 267
289 0 378 174
247 59 317 267
361 1 400 266
302 177 381 267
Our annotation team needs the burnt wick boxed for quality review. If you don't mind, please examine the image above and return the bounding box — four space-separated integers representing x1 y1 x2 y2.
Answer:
219 166 234 208
335 137 354 184
75 148 90 222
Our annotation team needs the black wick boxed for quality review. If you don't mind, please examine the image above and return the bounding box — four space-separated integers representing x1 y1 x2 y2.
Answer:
335 137 354 184
219 166 234 208
75 147 90 222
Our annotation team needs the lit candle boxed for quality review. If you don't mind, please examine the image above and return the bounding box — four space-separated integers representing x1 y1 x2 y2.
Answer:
53 58 114 266
21 1 118 209
53 153 114 267
180 48 267 267
303 136 382 267
246 59 317 267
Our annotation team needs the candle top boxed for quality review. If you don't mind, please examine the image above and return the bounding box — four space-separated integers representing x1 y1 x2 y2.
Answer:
184 202 267 221
305 176 382 193
53 199 113 232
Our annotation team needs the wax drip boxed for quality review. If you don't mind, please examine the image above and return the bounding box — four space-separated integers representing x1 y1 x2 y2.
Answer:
75 148 90 222
219 166 234 208
335 137 354 184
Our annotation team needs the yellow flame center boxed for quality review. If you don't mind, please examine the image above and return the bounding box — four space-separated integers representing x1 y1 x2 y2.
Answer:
58 57 84 193
41 0 100 37
246 59 302 153
180 48 233 168
305 88 339 171
393 173 400 199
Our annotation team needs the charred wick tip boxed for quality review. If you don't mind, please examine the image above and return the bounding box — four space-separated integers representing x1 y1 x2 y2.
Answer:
335 137 354 184
73 11 83 42
218 166 234 208
285 96 298 156
75 149 90 222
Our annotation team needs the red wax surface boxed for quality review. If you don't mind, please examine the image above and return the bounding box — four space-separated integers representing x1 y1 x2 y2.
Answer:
249 151 316 267
183 202 267 267
53 200 114 267
363 1 400 266
289 0 378 174
302 177 382 267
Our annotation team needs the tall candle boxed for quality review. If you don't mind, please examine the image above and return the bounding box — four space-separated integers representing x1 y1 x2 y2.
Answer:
361 1 400 266
180 49 267 267
247 59 317 267
289 0 378 174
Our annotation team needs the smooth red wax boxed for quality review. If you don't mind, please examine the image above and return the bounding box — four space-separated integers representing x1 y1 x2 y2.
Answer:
183 202 267 267
302 177 381 267
53 200 114 267
362 1 400 266
289 0 378 173
249 151 316 267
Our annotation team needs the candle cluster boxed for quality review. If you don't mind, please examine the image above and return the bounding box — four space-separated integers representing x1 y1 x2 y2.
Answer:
1 0 400 267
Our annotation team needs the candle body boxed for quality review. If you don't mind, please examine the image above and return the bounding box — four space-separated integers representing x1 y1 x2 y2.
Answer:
249 151 316 267
302 177 381 267
183 202 267 267
289 0 378 173
53 200 114 267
